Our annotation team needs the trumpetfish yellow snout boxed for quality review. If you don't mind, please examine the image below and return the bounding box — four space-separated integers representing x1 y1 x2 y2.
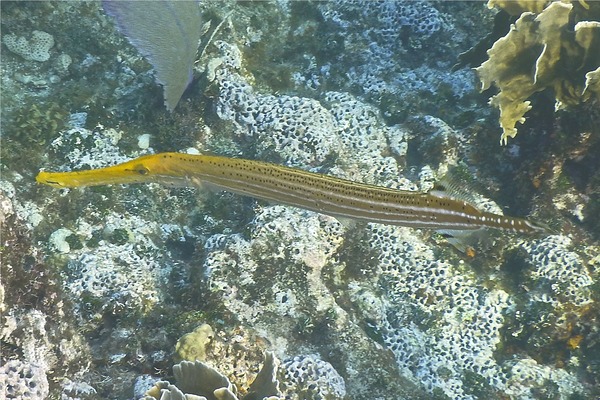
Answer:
36 152 546 234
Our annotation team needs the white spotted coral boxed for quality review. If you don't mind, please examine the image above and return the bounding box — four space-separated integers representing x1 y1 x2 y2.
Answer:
213 42 410 176
213 42 340 167
282 354 346 399
521 234 594 306
3 30 55 62
0 360 49 399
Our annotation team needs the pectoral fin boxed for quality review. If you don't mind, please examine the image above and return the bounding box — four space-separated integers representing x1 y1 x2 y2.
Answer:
436 228 488 255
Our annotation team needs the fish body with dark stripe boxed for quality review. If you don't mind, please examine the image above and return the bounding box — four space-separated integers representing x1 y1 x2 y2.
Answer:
36 152 545 234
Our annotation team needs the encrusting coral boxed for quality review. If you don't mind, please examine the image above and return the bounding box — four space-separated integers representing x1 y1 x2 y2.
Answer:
2 30 55 62
476 0 600 143
175 323 215 363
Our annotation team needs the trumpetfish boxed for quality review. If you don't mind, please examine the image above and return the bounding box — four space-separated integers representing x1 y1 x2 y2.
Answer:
36 152 546 234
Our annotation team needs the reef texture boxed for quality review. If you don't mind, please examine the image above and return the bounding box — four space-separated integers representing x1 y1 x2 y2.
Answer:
313 0 477 120
476 0 600 143
2 1 599 400
2 30 55 62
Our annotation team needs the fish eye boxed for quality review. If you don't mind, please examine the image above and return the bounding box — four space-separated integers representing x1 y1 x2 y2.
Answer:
131 165 149 175
126 164 150 175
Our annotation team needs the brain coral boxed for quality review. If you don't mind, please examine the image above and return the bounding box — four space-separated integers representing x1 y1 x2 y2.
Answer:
175 323 215 362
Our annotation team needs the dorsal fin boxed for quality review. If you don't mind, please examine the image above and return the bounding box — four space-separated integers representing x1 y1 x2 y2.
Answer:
430 166 483 205
430 166 507 216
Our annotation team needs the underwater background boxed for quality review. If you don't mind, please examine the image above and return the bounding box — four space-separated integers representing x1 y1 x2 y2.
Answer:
1 1 599 399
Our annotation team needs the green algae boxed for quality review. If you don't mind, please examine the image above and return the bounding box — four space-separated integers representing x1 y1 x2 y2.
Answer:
11 103 68 144
463 370 501 399
107 228 130 246
64 233 84 251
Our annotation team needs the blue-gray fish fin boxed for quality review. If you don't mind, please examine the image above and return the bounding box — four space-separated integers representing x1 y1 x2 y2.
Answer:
102 0 202 111
436 228 488 254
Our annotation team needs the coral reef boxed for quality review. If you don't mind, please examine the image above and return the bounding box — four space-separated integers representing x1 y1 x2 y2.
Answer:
0 183 91 400
315 0 476 113
476 0 600 143
2 2 599 399
200 38 596 398
44 123 129 170
323 0 444 40
3 30 55 62
62 212 170 317
150 325 351 400
147 324 352 400
30 126 183 321
212 40 410 174
282 354 346 399
0 360 49 399
213 42 340 166
521 235 594 307
175 324 215 362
